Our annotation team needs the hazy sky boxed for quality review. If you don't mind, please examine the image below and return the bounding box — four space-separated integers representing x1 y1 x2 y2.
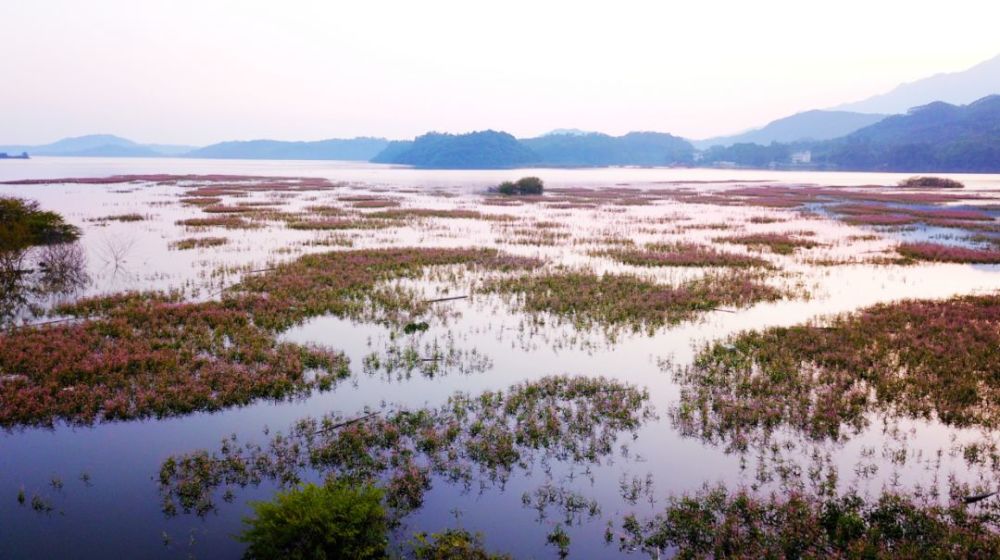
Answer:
2 1 998 145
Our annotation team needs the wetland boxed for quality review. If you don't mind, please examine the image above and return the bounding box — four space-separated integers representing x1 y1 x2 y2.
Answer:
2 159 1000 558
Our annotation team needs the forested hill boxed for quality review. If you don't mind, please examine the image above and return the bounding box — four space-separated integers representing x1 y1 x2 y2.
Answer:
370 131 538 169
371 130 695 168
812 95 1000 172
185 137 389 160
522 131 693 166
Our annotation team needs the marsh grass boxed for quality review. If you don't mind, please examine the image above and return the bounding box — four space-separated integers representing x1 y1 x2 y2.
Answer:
714 233 821 255
615 484 1000 559
594 243 771 268
674 294 1000 454
169 237 229 250
897 242 1000 264
0 247 539 426
481 269 784 332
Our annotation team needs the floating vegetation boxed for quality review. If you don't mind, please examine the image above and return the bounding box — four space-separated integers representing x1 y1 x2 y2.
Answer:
176 216 260 229
714 233 821 255
179 197 223 206
169 236 229 250
91 213 147 223
897 242 1000 264
351 198 401 209
201 204 256 214
841 213 919 226
482 270 784 332
594 242 770 268
158 376 654 519
361 335 492 382
614 484 1000 559
522 483 601 525
674 294 1000 452
285 217 390 231
402 321 430 334
367 208 513 221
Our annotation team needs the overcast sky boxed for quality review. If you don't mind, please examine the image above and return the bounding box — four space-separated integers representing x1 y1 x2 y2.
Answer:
2 0 998 145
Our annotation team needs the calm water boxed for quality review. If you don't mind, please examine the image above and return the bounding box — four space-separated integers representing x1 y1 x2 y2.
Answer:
2 157 1000 559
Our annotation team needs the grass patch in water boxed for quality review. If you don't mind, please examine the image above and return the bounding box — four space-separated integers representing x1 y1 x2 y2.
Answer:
674 293 1000 452
482 269 784 332
594 242 770 268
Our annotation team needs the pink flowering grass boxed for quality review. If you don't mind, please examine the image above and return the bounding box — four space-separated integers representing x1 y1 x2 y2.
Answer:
675 293 1000 452
482 269 783 332
595 242 770 268
897 242 1000 264
0 247 540 426
841 214 918 226
177 216 261 229
169 237 229 250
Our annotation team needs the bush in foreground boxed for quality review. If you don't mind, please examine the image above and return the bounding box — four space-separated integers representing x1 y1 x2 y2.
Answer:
240 481 388 560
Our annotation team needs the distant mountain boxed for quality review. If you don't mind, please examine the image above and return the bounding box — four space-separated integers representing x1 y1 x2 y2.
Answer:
543 128 594 137
185 137 389 160
369 141 414 164
694 110 888 149
834 53 1000 114
522 131 693 166
145 144 200 156
812 95 1000 172
0 134 197 157
371 130 538 169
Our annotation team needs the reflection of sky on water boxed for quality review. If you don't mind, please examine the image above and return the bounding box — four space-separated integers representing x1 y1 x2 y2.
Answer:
1 159 1000 558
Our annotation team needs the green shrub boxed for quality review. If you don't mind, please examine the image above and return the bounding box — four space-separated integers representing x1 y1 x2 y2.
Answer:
0 197 80 251
899 176 964 189
411 529 512 559
495 177 544 196
239 481 388 560
496 181 518 195
514 176 544 195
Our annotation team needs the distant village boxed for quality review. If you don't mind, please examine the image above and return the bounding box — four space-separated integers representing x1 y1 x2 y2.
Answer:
0 152 30 159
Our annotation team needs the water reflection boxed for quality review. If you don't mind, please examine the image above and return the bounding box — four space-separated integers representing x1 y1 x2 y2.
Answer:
0 242 89 328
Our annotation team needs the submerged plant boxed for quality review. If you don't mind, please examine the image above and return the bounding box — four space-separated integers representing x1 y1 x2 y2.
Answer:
158 376 654 518
614 484 1000 559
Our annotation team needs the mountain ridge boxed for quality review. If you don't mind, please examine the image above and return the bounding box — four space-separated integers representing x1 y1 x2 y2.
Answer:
833 53 1000 114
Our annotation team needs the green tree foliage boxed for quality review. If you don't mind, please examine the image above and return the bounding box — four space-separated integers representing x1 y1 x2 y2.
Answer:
521 131 694 166
0 197 80 252
239 481 388 560
371 131 538 169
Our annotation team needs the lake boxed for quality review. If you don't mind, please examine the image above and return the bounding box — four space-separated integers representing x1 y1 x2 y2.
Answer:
2 157 1000 558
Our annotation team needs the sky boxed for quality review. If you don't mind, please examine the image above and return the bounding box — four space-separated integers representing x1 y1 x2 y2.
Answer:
2 0 998 146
